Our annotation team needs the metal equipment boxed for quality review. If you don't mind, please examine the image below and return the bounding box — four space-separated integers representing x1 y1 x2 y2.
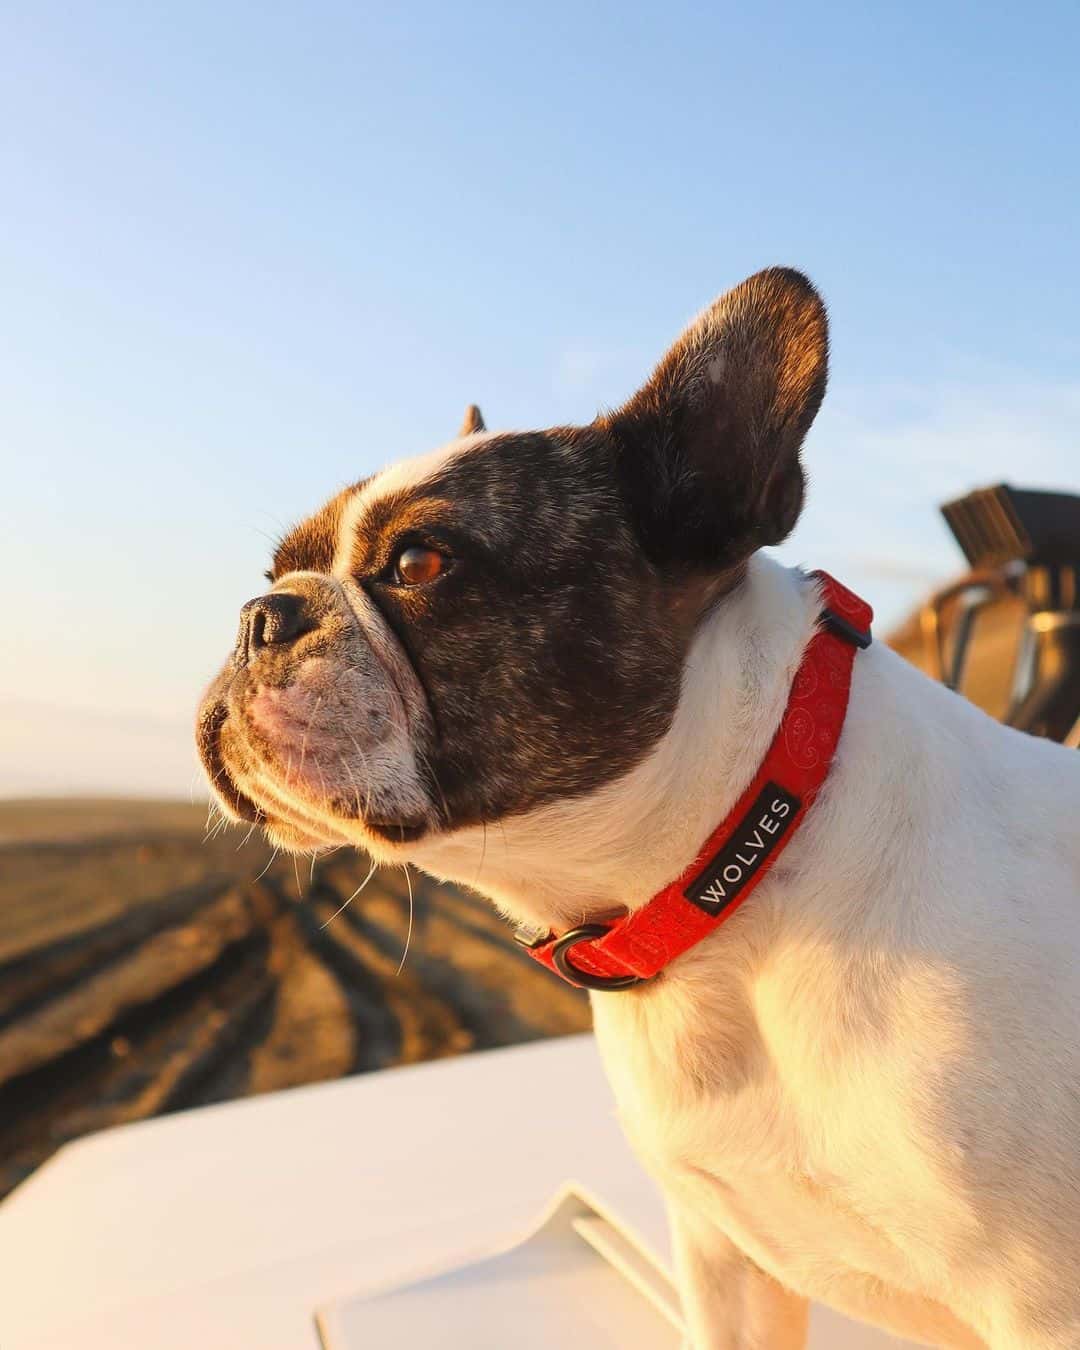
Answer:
921 485 1080 744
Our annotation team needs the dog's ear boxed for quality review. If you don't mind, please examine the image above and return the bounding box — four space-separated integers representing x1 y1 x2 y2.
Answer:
604 268 827 571
459 404 486 436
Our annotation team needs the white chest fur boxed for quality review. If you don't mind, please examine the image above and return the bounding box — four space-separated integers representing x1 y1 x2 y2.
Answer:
587 576 1080 1347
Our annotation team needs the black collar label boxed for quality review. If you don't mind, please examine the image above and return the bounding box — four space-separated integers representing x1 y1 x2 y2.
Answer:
684 782 802 916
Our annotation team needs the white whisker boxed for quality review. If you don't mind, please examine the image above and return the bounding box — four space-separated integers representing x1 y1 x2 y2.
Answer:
346 733 376 817
203 801 223 841
319 859 378 929
235 821 258 851
396 864 415 976
298 695 322 781
253 847 279 883
340 752 364 819
203 812 230 845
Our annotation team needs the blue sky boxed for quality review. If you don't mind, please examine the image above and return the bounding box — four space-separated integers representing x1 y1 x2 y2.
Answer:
2 2 1078 796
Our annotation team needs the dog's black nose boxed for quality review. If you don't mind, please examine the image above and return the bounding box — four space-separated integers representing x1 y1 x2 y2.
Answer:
234 592 316 667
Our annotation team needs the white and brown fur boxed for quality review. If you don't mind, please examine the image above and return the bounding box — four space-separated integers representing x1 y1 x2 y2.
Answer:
198 269 1080 1348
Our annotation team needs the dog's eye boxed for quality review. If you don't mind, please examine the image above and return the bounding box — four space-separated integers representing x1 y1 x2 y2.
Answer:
393 545 447 587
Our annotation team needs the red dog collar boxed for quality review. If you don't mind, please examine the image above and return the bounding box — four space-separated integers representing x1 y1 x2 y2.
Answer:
517 571 873 991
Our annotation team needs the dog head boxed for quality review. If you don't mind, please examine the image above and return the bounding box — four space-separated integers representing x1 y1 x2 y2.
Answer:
196 268 828 886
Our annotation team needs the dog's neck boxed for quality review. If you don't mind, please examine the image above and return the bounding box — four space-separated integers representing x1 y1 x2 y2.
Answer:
413 555 823 935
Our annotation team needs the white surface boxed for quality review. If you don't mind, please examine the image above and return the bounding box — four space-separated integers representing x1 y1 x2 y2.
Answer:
0 1034 919 1349
318 1186 682 1349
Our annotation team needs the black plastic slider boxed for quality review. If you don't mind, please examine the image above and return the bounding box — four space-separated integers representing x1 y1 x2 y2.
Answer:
820 607 873 650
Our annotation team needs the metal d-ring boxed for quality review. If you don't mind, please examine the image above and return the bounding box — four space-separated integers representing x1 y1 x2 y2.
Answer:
551 924 647 992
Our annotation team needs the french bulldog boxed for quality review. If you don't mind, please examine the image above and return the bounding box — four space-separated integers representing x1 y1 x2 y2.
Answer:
198 268 1080 1348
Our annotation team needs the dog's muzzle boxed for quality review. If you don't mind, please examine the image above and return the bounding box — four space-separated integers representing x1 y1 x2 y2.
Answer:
196 574 438 847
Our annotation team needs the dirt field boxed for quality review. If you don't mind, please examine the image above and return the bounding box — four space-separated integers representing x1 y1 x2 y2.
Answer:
0 799 588 1199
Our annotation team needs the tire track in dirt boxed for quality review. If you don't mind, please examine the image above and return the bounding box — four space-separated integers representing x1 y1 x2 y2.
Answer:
0 804 590 1200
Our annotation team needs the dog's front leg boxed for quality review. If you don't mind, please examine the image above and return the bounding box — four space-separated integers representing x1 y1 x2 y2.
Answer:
670 1205 808 1350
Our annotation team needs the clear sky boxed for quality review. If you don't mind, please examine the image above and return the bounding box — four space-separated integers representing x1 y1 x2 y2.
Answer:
2 2 1078 797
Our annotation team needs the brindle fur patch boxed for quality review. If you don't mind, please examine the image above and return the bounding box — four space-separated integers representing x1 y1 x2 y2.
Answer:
271 483 360 579
337 427 694 828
